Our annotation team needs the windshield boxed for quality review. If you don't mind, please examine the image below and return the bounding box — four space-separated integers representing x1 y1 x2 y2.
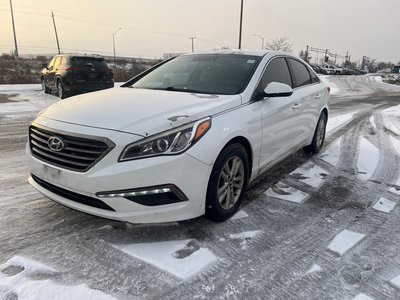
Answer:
128 54 262 95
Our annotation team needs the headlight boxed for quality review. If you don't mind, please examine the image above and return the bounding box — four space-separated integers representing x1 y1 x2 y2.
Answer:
119 117 211 161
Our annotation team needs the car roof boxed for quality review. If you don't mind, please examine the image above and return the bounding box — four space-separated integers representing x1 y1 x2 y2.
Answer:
180 49 302 61
180 49 269 57
54 54 104 59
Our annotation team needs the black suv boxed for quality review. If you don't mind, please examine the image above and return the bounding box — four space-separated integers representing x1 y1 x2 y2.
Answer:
41 54 114 99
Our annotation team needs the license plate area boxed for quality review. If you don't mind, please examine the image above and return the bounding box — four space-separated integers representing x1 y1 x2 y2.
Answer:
43 165 62 181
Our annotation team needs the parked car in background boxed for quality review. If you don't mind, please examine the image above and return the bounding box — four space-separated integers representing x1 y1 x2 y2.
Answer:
309 63 328 75
392 65 400 74
341 68 356 75
323 64 343 75
28 51 329 223
41 54 114 99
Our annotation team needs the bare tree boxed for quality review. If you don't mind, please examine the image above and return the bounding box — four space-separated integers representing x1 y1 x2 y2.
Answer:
265 37 292 52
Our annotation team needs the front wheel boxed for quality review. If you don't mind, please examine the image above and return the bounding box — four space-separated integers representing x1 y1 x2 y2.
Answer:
57 80 67 99
206 143 249 222
41 79 50 94
304 112 327 154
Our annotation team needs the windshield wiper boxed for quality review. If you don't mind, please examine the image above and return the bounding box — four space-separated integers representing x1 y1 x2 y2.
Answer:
164 86 208 94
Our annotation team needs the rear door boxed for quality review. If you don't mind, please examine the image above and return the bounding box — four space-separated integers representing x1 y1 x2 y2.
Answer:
287 58 322 143
45 57 57 88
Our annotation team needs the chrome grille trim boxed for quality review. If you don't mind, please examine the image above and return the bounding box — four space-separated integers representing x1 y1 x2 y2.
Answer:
29 123 115 172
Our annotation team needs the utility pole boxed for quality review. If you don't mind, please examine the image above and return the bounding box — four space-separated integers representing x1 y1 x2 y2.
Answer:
334 54 337 65
189 37 196 53
324 49 329 63
113 28 122 62
254 34 264 50
51 11 61 54
238 0 243 49
305 45 309 62
9 0 18 57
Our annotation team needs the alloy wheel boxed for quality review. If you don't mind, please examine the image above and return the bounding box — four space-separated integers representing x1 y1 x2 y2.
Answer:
316 117 326 148
217 156 245 210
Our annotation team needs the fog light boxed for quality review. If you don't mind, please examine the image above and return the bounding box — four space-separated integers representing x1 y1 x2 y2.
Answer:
97 187 172 198
96 184 188 207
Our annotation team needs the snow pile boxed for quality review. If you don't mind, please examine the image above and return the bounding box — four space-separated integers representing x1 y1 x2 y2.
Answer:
389 181 400 196
320 138 341 166
372 197 396 213
390 274 400 289
289 162 329 188
114 240 217 280
357 137 379 180
0 256 115 300
328 230 365 255
229 210 248 220
306 263 322 274
265 182 309 203
228 230 261 250
352 293 374 300
382 104 400 136
319 75 340 95
326 111 358 134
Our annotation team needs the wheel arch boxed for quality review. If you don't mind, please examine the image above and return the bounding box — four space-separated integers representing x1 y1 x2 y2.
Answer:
321 107 328 120
220 136 253 179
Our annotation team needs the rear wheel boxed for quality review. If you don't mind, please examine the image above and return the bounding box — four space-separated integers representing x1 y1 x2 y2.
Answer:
304 112 327 154
206 143 249 222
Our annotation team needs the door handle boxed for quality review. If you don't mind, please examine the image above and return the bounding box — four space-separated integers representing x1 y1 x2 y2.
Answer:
315 94 321 99
292 103 301 110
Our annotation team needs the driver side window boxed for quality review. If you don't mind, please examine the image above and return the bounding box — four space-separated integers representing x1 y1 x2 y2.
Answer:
256 57 292 91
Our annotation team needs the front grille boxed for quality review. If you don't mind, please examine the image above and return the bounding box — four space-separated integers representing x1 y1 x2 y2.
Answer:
29 125 115 172
31 174 115 211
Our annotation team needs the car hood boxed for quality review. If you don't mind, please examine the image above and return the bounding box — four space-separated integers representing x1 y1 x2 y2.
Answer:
40 87 242 136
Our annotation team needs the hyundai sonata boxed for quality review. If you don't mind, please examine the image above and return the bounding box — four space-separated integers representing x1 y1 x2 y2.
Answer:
27 50 329 223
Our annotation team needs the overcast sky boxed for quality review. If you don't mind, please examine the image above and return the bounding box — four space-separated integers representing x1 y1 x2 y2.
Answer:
0 0 399 64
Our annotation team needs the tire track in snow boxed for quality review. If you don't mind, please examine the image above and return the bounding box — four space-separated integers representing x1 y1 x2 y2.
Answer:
370 111 400 185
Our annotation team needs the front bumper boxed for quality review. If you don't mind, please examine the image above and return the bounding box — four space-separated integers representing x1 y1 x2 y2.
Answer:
27 119 212 223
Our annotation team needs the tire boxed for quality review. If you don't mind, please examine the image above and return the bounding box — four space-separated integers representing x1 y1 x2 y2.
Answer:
41 78 50 94
304 112 327 154
57 79 67 99
206 143 249 222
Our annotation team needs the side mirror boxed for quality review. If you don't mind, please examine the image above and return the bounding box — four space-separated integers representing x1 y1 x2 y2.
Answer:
263 82 293 98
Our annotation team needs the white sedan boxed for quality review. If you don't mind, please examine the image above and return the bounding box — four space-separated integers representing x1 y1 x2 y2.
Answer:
27 50 329 223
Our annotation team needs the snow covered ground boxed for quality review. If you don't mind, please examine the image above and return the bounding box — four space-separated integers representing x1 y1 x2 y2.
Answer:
1 76 400 299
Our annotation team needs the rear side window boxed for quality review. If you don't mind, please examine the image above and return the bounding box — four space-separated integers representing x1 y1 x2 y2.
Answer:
308 66 320 83
257 57 292 91
288 59 312 88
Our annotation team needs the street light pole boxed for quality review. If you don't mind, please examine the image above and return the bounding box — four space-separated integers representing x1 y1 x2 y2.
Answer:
238 0 243 49
254 34 264 50
113 28 122 62
189 37 196 53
